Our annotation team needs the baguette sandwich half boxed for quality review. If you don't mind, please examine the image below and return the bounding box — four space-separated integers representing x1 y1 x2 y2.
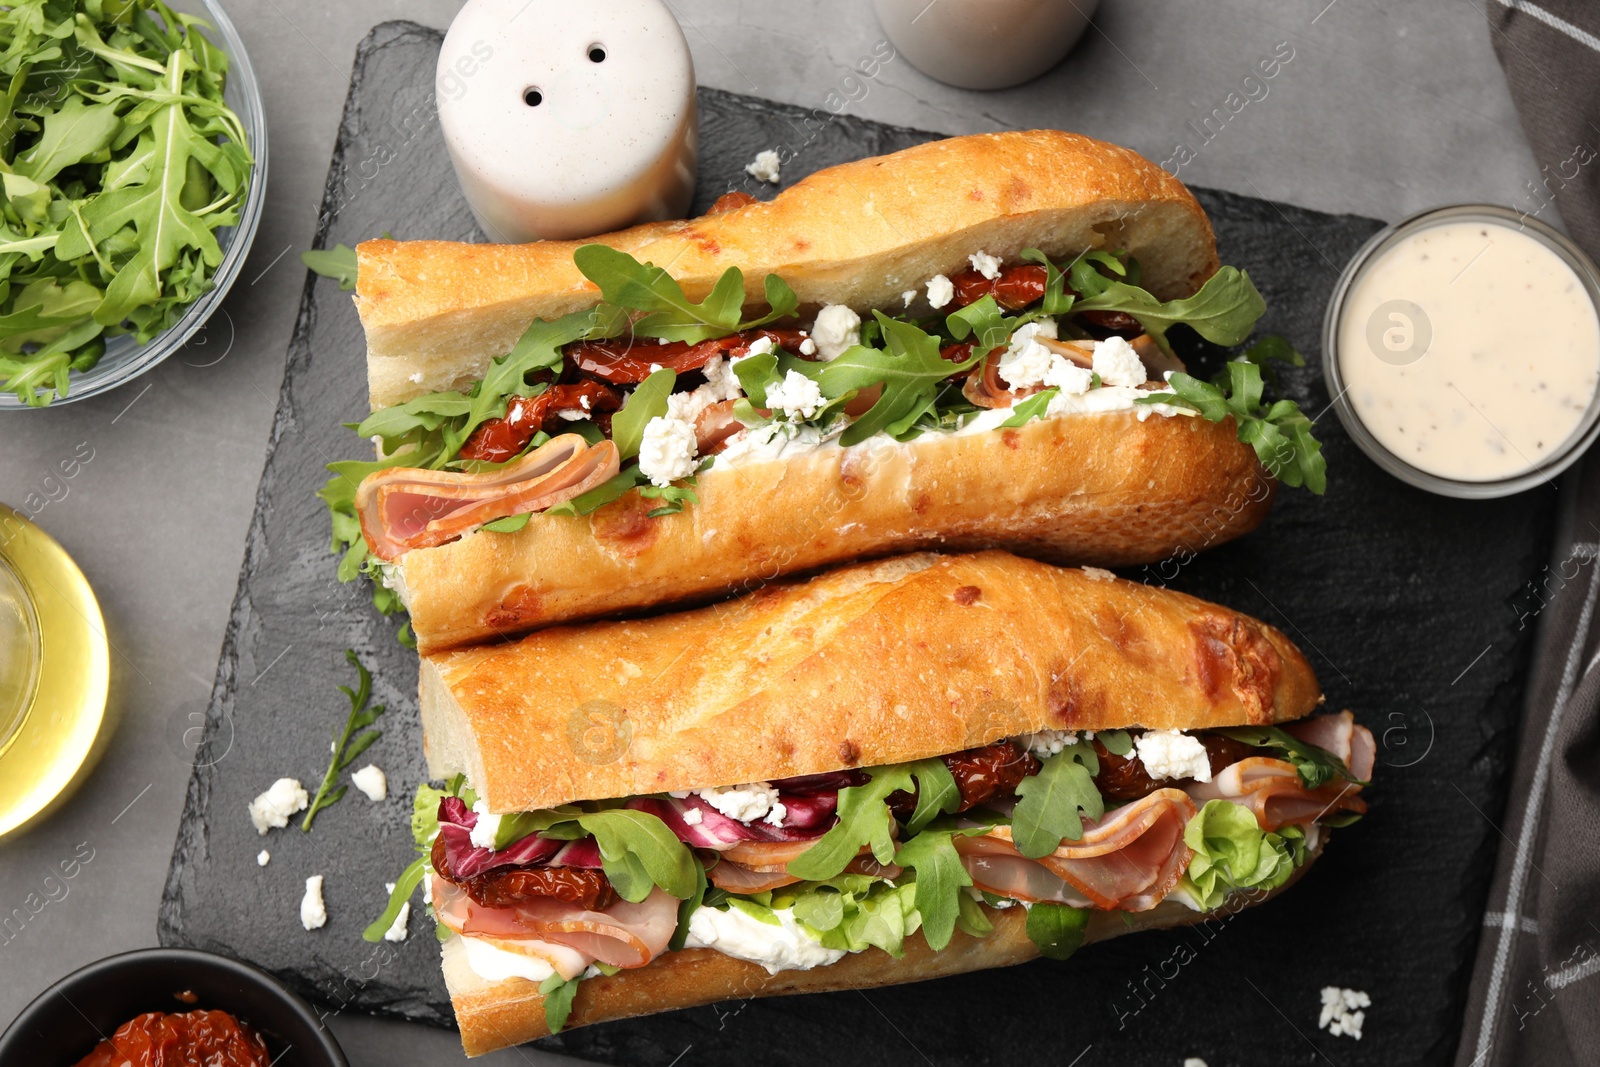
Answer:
323 130 1326 652
364 552 1373 1055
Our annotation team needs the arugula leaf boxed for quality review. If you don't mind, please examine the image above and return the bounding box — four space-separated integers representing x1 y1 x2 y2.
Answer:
1025 902 1090 960
1010 741 1104 858
362 854 427 943
576 808 699 901
904 758 961 835
490 804 585 849
354 392 473 447
797 313 981 447
639 481 699 517
669 860 709 953
1020 248 1075 315
1096 729 1134 757
301 244 358 290
544 466 648 517
363 780 460 943
1072 261 1267 351
539 973 582 1033
787 764 916 880
893 830 972 951
789 880 923 957
955 889 994 939
944 295 1011 360
1212 726 1360 787
999 388 1058 428
479 512 532 534
302 650 387 831
574 244 743 343
1145 362 1326 494
15 97 122 185
609 367 676 461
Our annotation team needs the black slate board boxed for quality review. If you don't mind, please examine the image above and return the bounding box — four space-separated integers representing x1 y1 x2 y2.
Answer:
160 21 1557 1066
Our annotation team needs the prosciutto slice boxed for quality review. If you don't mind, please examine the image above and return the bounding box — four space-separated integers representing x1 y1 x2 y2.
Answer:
434 877 677 971
954 788 1197 912
707 852 899 894
1185 756 1367 831
356 434 619 561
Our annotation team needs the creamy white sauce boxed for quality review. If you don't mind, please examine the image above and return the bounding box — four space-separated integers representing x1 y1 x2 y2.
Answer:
1338 219 1600 481
683 905 846 974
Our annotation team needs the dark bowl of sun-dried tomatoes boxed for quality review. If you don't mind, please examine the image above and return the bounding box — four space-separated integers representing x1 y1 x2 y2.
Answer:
0 947 346 1067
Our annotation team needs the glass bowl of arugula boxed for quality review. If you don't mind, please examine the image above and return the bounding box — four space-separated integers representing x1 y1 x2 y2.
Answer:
0 0 265 409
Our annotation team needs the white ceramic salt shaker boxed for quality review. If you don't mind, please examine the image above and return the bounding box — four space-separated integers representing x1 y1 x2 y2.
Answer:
436 0 697 243
872 0 1099 90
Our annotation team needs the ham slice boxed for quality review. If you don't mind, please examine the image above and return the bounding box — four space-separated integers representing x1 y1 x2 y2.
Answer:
356 434 619 561
434 877 677 971
1285 711 1377 781
1185 756 1367 831
706 851 897 894
954 789 1197 911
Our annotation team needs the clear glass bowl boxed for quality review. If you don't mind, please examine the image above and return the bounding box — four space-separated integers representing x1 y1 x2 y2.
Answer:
1322 204 1600 499
0 0 267 411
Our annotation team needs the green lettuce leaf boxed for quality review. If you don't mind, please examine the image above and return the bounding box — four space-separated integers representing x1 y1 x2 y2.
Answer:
1010 741 1103 858
1179 799 1307 910
789 880 923 957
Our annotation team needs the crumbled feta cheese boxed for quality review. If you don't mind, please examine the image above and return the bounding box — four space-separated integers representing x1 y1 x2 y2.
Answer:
1016 728 1083 758
668 790 691 799
469 800 503 850
701 354 744 403
1134 729 1212 782
248 778 308 835
745 149 781 184
300 875 327 931
1092 335 1148 387
810 304 860 360
798 336 817 356
717 420 831 465
996 320 1060 390
901 289 917 307
256 850 270 867
696 782 787 825
556 408 588 420
926 274 954 309
681 807 703 826
1185 1060 1210 1067
765 369 825 421
637 415 699 487
1319 987 1370 1040
384 901 411 942
744 336 776 358
969 251 1002 280
1042 358 1094 395
684 905 846 974
351 764 387 802
1081 566 1116 582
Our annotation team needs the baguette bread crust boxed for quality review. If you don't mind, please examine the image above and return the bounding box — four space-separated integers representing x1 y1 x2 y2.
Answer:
401 409 1275 653
356 130 1218 409
420 551 1320 812
443 845 1321 1055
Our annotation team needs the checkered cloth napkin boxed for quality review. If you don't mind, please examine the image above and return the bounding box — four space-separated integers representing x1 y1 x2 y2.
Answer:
1459 5 1600 1064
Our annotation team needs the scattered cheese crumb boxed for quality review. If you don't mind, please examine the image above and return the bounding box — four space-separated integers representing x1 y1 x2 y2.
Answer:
901 289 916 307
385 901 411 942
408 372 424 384
798 336 817 356
745 149 781 184
248 778 308 835
1016 728 1088 758
765 369 825 420
1319 986 1370 1040
300 875 327 931
926 274 954 309
351 764 387 802
257 850 270 867
1092 335 1148 388
697 783 787 825
996 320 1060 390
681 807 704 826
1043 358 1093 395
1135 730 1212 782
701 353 745 403
469 800 503 850
969 251 1002 280
810 304 861 360
1081 566 1117 582
638 415 699 487
1185 1060 1210 1067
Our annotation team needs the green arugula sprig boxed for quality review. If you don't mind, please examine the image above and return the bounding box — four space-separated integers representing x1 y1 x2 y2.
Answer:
573 243 798 343
1010 740 1105 858
0 1 253 405
302 650 386 831
1213 726 1361 788
362 780 455 943
539 973 583 1033
786 761 962 881
301 244 357 290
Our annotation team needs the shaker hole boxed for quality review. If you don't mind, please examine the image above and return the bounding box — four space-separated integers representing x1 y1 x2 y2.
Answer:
523 87 543 106
588 44 606 63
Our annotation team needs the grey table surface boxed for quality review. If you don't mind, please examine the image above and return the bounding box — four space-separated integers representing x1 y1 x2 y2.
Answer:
0 1 1547 1064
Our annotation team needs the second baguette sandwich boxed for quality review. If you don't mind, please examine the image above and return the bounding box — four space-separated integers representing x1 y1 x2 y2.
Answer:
323 131 1324 651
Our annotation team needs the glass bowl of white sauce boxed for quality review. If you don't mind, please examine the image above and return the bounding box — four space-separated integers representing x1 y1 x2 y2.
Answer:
1323 204 1600 498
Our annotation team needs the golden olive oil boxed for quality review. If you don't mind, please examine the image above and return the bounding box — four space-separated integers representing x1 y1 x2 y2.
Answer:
0 506 109 838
